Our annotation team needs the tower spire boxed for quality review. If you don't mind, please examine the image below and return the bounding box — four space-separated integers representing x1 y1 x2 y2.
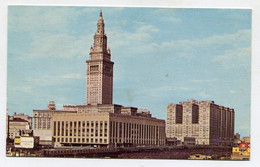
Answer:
98 9 104 24
97 10 104 35
99 9 102 17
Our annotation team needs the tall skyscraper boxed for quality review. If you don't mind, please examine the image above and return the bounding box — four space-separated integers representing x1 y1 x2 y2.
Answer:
86 10 113 105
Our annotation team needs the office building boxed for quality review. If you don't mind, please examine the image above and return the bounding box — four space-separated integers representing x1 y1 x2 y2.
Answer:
166 100 234 146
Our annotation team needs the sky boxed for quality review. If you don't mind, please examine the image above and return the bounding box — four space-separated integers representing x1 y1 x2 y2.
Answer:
7 6 251 137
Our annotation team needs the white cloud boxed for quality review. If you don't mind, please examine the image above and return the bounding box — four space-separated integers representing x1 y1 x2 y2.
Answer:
108 23 159 52
9 73 84 91
61 73 83 79
22 32 91 59
8 84 32 93
9 7 80 33
213 47 251 69
152 29 250 52
189 79 217 83
137 24 159 33
163 17 182 23
229 90 236 94
146 29 251 69
137 85 195 98
197 91 210 99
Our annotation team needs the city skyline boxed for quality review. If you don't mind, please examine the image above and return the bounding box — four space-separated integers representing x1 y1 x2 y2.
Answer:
7 7 251 137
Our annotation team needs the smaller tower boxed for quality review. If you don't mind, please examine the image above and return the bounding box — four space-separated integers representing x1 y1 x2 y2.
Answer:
48 101 56 110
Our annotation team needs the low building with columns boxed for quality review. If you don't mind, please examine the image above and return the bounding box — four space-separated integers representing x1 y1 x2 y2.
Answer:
52 112 165 147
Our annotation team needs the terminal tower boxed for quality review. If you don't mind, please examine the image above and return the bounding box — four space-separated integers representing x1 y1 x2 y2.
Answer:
86 11 114 105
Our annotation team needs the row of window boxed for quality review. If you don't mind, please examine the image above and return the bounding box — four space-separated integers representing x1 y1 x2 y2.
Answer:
34 118 51 129
109 121 165 145
54 121 108 137
54 137 107 144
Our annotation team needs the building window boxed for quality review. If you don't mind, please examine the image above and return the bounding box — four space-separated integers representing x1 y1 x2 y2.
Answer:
119 122 122 138
54 121 56 136
90 65 99 71
66 122 68 136
78 121 81 137
58 122 60 136
70 122 73 136
74 121 77 136
62 121 64 136
192 105 199 124
176 106 183 124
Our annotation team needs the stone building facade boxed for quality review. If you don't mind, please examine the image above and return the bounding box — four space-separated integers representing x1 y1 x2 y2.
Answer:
7 112 33 140
52 112 165 147
33 101 77 145
166 100 234 146
8 118 31 140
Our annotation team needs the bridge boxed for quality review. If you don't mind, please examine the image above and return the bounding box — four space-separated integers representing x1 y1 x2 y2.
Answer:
43 145 232 159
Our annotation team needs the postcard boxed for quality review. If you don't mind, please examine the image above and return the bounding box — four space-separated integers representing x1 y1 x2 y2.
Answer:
6 6 251 160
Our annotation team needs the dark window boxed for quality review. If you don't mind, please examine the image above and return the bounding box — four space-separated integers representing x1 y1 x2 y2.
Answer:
192 105 199 124
57 122 60 136
62 121 64 136
90 65 99 71
176 105 183 124
54 121 56 136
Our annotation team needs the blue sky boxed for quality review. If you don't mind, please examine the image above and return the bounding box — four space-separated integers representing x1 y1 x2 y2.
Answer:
7 6 251 137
